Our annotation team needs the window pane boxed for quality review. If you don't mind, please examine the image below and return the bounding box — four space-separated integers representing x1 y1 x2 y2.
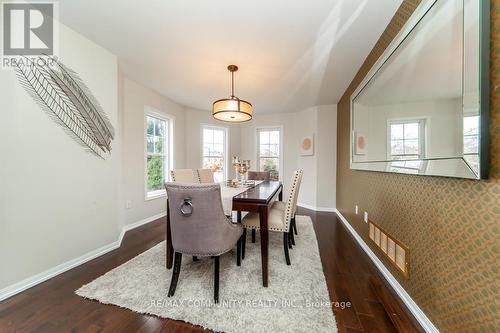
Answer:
213 130 224 144
260 131 270 144
404 139 419 155
203 144 212 156
259 144 271 157
147 117 154 135
202 127 226 181
147 155 164 192
463 136 478 154
203 129 213 143
212 144 224 157
260 157 279 180
147 135 154 153
154 136 164 154
203 157 223 172
463 116 479 135
391 124 404 140
404 123 419 139
155 119 165 137
268 144 279 157
391 140 404 155
269 131 280 144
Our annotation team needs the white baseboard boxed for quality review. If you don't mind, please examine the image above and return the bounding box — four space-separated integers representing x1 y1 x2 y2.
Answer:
0 212 166 302
334 209 439 333
118 211 166 245
297 202 336 212
0 240 120 302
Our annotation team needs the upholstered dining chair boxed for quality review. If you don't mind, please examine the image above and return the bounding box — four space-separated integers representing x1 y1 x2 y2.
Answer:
165 183 243 303
241 169 303 265
197 168 215 183
247 170 271 243
272 170 303 247
171 169 197 183
247 170 270 181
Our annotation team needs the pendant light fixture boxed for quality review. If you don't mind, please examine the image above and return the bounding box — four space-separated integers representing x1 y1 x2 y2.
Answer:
212 65 252 122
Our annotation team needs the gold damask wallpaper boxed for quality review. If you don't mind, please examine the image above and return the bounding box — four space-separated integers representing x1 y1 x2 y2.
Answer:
336 0 499 331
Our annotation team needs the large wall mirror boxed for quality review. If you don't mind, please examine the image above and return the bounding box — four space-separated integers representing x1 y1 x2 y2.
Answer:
350 0 489 179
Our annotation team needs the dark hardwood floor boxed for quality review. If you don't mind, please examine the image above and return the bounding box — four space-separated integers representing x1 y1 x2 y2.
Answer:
0 208 417 333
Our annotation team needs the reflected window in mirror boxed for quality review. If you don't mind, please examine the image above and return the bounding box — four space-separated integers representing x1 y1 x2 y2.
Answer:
349 0 489 179
463 115 479 174
388 120 425 160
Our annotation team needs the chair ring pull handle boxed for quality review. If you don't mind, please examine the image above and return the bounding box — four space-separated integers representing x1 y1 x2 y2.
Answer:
180 197 193 216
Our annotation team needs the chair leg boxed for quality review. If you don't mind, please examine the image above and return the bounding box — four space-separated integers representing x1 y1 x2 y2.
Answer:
193 256 198 261
252 229 256 243
283 233 291 265
236 237 241 266
168 252 182 297
242 229 246 260
214 256 220 303
288 231 293 249
293 216 298 235
289 227 295 246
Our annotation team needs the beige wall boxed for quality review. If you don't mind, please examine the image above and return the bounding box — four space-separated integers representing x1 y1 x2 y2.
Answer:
0 24 120 290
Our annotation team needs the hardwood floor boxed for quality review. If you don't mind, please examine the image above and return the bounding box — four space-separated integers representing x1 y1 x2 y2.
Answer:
0 208 418 333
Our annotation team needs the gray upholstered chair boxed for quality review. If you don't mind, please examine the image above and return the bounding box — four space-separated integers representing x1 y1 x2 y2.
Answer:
248 170 270 181
272 170 303 247
165 183 243 303
241 169 303 265
197 168 215 183
171 169 198 183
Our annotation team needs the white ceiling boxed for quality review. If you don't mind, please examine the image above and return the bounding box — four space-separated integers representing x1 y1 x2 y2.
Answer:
59 0 402 113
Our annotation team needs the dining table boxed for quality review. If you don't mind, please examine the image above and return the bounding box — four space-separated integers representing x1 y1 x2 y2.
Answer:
165 180 283 287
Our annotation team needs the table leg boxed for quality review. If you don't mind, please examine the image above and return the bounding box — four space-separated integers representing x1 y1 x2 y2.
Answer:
278 185 283 201
238 211 246 259
259 205 269 287
166 199 173 269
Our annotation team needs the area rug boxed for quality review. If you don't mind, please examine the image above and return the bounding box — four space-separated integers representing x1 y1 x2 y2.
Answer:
76 216 337 333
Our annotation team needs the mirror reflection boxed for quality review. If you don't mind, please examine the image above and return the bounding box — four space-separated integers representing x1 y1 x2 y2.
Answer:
351 0 485 179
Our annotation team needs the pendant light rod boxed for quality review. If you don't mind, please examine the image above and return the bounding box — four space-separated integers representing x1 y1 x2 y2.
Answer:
227 65 238 98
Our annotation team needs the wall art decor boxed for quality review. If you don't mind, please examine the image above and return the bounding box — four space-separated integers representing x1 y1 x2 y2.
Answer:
14 56 115 158
354 132 366 155
300 134 314 156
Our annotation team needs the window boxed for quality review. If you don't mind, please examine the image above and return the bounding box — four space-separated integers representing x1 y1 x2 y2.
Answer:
202 126 227 182
389 120 425 160
145 113 170 199
463 115 479 173
257 127 281 181
388 120 425 174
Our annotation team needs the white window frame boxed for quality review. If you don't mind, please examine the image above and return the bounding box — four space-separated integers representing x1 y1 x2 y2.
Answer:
386 118 426 160
200 124 229 182
144 108 174 200
256 126 284 181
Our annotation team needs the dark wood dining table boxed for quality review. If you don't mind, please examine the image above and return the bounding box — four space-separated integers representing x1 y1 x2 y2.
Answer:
165 180 283 287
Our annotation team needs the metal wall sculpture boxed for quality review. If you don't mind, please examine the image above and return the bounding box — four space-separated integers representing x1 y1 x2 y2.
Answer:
15 57 115 158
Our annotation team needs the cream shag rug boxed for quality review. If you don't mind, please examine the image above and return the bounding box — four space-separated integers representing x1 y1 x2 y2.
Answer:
76 216 337 333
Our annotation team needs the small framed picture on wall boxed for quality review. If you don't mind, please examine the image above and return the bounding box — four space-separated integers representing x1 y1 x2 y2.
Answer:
300 134 314 156
354 132 366 155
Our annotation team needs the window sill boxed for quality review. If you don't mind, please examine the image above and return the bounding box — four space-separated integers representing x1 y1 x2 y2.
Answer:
145 190 167 201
